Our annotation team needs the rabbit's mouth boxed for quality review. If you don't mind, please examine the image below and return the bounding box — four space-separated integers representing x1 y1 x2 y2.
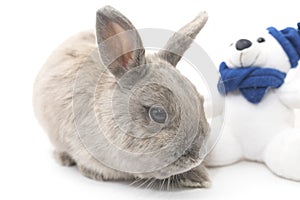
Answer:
159 159 203 179
139 151 203 180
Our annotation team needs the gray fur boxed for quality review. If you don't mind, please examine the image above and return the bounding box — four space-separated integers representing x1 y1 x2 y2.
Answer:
33 6 209 188
158 11 208 66
54 151 76 166
96 6 145 79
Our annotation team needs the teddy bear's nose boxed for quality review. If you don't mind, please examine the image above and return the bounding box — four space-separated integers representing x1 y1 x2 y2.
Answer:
235 39 252 50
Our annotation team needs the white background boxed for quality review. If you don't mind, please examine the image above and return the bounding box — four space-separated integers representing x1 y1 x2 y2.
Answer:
0 0 299 199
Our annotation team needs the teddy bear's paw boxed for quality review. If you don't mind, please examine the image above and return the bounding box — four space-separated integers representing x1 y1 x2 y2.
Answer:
205 130 243 167
264 130 300 181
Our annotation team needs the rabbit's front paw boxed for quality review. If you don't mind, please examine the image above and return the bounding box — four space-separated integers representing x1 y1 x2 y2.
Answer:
178 164 211 188
78 165 105 181
53 151 76 166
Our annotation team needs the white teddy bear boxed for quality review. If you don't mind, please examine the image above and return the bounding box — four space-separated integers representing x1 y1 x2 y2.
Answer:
206 23 300 181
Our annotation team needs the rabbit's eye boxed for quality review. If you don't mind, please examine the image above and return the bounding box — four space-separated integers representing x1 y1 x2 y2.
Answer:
149 106 167 124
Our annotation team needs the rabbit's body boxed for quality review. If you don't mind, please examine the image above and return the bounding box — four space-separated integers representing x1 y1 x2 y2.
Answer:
34 31 133 180
33 6 211 188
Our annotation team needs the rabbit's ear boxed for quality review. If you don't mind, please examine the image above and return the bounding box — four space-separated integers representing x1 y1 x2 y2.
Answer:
158 12 208 67
96 6 145 79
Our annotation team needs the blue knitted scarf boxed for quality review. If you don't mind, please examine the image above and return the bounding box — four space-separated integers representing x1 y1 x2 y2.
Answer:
217 62 287 104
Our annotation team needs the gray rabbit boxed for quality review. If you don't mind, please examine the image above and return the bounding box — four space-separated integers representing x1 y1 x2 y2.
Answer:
33 6 210 188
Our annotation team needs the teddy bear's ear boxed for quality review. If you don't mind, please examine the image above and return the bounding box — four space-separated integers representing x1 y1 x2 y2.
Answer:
267 24 300 68
158 11 208 67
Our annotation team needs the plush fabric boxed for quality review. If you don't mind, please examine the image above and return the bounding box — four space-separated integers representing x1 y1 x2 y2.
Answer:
205 22 300 182
267 23 300 68
218 62 286 103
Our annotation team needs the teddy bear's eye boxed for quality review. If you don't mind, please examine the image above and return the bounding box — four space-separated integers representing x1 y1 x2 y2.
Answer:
257 37 265 43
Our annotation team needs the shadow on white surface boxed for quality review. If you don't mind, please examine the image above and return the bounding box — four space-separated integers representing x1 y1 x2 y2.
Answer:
23 154 300 200
5 125 298 200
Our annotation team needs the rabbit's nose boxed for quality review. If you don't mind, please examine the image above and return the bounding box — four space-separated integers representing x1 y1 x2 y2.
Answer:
235 39 252 51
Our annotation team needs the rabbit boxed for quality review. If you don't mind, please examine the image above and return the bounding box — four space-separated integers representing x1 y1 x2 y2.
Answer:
33 6 210 188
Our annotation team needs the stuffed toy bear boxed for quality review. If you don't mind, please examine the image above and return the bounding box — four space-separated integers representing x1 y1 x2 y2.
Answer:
206 23 300 181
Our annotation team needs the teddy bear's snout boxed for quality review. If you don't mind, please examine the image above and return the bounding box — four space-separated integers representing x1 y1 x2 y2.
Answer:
235 39 252 51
